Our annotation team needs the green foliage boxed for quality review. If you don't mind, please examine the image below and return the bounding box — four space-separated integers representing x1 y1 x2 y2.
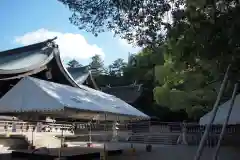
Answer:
108 58 127 76
67 59 82 68
60 0 240 120
89 54 105 76
153 50 218 119
58 0 172 46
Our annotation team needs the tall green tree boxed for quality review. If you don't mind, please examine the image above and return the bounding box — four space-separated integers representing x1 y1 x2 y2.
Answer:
108 58 127 76
89 54 105 76
59 0 240 120
153 55 218 120
67 59 82 68
163 0 240 109
58 0 175 47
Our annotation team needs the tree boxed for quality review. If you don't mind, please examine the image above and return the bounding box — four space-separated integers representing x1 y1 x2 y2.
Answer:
89 54 105 76
153 55 218 120
59 0 240 75
60 0 240 120
67 59 82 68
161 0 240 110
168 0 240 76
108 58 127 76
58 0 177 47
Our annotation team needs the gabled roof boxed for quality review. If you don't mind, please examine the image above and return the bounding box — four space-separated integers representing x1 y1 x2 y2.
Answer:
0 39 142 104
66 66 142 103
0 38 90 88
101 85 142 103
0 77 149 120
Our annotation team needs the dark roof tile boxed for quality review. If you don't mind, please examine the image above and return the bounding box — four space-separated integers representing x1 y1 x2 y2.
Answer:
101 85 142 103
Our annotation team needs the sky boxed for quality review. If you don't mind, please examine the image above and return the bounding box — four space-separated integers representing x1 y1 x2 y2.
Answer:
0 0 141 65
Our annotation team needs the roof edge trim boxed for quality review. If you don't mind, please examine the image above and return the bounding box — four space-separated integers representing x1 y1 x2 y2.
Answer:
53 47 85 88
0 37 57 55
0 50 54 75
0 65 48 81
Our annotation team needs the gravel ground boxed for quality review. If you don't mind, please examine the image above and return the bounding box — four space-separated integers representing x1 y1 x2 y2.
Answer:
1 143 240 160
109 144 240 160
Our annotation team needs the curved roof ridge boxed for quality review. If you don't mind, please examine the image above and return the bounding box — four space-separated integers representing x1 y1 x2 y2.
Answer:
0 37 57 56
0 49 54 75
0 38 57 75
53 47 88 89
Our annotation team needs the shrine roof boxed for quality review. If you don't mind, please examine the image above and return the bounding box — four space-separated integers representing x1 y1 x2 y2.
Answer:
101 85 142 103
0 38 56 75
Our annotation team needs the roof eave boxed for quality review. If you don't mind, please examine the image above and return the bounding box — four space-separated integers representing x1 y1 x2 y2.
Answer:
0 37 57 56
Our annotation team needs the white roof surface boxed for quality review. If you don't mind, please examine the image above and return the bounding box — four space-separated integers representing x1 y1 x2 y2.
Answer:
199 94 240 125
0 77 149 120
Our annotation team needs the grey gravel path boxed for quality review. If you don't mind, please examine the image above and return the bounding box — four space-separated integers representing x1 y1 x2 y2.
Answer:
109 144 240 160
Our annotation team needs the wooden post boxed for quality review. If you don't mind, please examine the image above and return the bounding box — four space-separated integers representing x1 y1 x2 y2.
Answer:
32 125 34 147
130 118 136 153
100 113 108 160
58 125 63 159
100 143 107 160
89 122 92 145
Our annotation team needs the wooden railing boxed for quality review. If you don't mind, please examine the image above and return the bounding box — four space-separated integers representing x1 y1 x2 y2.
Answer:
1 120 240 147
